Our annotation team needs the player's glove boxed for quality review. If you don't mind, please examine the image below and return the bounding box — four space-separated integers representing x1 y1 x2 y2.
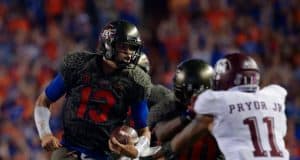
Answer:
150 142 176 160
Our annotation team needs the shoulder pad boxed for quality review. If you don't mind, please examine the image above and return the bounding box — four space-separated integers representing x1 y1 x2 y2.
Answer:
194 90 218 107
261 84 287 98
123 66 153 98
59 51 98 87
194 89 220 114
61 51 97 70
148 85 171 106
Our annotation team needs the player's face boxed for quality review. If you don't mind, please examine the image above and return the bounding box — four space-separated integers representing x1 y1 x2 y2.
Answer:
115 43 137 64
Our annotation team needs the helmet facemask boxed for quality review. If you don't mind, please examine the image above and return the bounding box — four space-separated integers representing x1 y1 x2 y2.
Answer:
114 42 142 68
98 20 143 69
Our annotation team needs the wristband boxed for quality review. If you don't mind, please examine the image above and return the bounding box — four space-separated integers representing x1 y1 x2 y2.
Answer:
161 141 176 159
34 106 52 138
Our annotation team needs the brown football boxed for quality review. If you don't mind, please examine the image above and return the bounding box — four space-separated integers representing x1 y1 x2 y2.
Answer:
110 125 139 145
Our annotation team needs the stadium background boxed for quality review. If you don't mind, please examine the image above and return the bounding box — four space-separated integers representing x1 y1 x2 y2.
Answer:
0 0 299 159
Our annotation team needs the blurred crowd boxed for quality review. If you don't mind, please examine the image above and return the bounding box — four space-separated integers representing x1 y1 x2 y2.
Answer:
0 0 299 159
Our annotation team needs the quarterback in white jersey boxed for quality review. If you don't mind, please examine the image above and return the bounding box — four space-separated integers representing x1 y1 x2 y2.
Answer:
153 53 289 160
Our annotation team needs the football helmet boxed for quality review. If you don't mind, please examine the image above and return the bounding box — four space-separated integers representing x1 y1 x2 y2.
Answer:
98 20 142 67
173 59 214 105
213 53 260 91
137 52 150 73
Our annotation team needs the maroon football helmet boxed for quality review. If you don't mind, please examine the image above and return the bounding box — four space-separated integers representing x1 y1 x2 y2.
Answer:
213 53 260 91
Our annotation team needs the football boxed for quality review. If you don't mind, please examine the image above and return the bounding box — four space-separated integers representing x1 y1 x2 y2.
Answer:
110 125 139 145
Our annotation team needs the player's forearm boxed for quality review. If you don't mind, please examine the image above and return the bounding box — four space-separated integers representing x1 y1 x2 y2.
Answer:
34 92 53 138
171 115 212 153
138 127 151 140
154 117 185 142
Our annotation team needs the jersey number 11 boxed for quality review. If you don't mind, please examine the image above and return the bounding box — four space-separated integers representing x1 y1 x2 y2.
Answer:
243 116 283 157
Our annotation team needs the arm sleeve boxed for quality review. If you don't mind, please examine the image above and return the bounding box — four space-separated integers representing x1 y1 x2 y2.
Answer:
147 93 176 128
45 73 66 102
148 84 171 107
131 99 149 129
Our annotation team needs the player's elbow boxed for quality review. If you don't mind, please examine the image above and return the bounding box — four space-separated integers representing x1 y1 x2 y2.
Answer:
35 92 52 108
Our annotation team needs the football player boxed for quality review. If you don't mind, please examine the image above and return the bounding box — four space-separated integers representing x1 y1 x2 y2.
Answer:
156 53 290 160
34 20 152 160
148 59 224 159
136 52 171 109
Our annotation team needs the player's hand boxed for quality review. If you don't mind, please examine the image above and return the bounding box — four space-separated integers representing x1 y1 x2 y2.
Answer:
109 137 138 158
40 134 62 152
147 142 175 160
149 150 166 160
184 108 196 120
180 108 196 125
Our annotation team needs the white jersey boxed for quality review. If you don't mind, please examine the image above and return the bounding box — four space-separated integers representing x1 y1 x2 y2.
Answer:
194 85 289 160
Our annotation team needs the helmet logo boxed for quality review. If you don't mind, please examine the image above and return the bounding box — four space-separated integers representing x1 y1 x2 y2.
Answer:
215 58 230 74
101 27 116 42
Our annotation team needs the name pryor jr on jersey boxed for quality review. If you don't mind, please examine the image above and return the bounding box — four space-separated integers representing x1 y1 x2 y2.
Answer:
228 101 283 114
